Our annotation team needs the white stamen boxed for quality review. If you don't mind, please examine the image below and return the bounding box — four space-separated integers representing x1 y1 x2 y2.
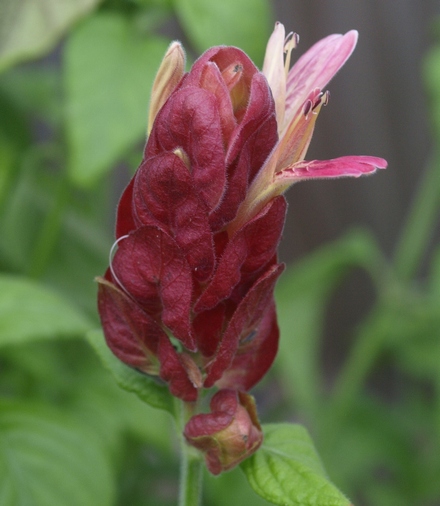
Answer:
284 32 299 78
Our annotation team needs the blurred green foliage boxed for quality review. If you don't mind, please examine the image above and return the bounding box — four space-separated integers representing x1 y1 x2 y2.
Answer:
1 0 440 505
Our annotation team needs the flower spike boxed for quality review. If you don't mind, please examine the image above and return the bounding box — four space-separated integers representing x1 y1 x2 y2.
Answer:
97 23 387 475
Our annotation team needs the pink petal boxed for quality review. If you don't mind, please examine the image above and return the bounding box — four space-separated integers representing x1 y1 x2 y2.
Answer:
276 155 387 182
284 31 358 130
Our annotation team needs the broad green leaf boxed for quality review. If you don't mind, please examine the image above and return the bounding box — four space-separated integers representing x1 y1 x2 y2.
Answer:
0 400 114 506
64 13 169 187
86 329 175 416
0 0 101 73
241 423 350 506
175 0 272 64
0 275 92 346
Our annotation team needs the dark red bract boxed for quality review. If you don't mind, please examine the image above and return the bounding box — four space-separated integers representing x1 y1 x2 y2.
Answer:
184 389 263 475
97 45 286 403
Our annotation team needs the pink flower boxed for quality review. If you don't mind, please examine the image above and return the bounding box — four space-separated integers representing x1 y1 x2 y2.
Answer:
230 23 387 233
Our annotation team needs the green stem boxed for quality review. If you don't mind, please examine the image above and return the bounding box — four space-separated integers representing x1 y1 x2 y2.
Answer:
178 400 203 506
330 304 386 414
317 302 389 458
28 170 70 278
326 152 440 431
393 151 440 282
179 445 203 506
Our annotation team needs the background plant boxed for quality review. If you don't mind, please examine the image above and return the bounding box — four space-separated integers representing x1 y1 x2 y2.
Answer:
1 0 439 505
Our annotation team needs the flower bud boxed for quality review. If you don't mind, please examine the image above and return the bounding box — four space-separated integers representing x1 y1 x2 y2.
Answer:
184 389 263 475
147 41 185 134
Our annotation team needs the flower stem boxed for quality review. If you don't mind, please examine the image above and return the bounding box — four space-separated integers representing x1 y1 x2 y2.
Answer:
318 300 391 459
178 400 203 506
393 151 440 282
329 152 440 421
28 169 70 278
179 445 203 506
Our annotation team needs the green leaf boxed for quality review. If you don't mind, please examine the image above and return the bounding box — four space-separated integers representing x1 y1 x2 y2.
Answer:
174 0 272 65
86 329 175 416
0 400 114 506
241 423 351 506
0 275 92 346
64 13 169 187
0 0 101 73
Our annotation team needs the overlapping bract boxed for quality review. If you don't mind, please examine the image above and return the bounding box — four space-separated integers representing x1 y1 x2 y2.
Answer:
97 44 284 403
